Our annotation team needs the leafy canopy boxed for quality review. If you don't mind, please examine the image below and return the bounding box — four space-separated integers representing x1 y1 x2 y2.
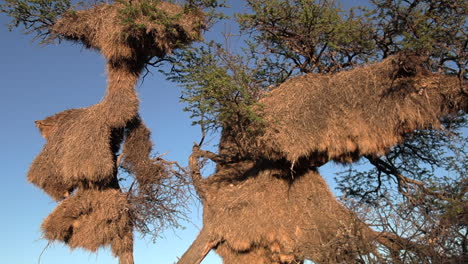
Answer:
1 0 466 261
1 0 72 40
168 0 466 137
165 2 467 261
0 0 228 42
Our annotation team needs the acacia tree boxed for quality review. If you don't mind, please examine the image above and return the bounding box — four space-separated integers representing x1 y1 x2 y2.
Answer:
168 0 467 263
2 0 467 263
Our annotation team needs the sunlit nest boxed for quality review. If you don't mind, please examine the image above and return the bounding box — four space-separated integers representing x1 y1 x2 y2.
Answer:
52 0 205 62
259 54 466 164
41 189 133 257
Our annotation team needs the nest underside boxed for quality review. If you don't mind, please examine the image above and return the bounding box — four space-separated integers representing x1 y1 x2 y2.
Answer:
204 168 376 263
41 189 133 257
28 64 143 201
259 55 466 164
28 103 128 200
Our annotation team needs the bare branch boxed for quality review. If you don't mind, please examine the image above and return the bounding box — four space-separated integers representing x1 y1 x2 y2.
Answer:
365 155 454 201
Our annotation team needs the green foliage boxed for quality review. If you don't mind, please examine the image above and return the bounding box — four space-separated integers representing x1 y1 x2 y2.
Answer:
237 0 376 73
166 1 467 260
168 0 466 138
236 0 467 75
116 0 227 41
118 0 186 33
369 0 467 76
0 0 73 41
166 41 264 137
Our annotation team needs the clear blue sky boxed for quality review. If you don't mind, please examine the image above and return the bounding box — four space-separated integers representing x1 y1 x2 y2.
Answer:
0 1 368 263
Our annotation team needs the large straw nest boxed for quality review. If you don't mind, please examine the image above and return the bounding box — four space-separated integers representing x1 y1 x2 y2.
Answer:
203 164 377 263
28 109 122 200
193 54 467 263
259 54 467 164
28 65 140 201
52 0 205 62
29 0 205 201
41 189 133 257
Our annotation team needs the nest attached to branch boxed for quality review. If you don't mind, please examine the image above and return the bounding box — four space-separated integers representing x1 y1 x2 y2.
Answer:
52 0 205 62
27 1 202 262
28 0 205 200
42 189 133 257
34 113 181 260
28 65 140 201
121 116 167 186
203 166 378 263
178 53 467 264
259 54 466 164
120 117 188 235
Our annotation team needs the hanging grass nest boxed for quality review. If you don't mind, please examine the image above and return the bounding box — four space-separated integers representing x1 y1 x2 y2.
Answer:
28 65 141 201
178 53 467 264
52 0 205 62
259 54 467 164
192 163 380 263
34 112 176 263
41 189 133 258
121 116 167 186
24 1 202 263
28 65 179 262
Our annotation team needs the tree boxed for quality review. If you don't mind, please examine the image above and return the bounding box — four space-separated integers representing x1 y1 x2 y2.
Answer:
1 0 221 263
168 0 467 263
2 0 466 263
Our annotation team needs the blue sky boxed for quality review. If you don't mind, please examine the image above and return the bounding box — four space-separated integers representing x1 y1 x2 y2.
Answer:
0 1 369 263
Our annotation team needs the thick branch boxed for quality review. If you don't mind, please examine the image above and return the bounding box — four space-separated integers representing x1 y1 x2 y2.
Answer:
188 144 205 199
368 227 439 262
177 228 220 264
188 144 229 200
378 231 439 260
153 156 188 178
118 251 134 264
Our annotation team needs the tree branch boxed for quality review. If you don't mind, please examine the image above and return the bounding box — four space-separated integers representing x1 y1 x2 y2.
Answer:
177 228 221 264
189 144 210 200
365 155 453 201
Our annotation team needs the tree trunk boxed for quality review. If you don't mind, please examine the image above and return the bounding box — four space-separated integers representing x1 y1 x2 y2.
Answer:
118 251 134 264
177 228 218 264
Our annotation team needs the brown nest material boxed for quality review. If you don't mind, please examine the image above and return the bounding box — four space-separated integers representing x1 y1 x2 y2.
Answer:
41 189 133 258
36 114 177 263
120 117 182 234
27 2 202 263
121 116 168 186
200 165 379 263
259 54 467 164
52 0 205 62
28 65 140 200
29 0 204 199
